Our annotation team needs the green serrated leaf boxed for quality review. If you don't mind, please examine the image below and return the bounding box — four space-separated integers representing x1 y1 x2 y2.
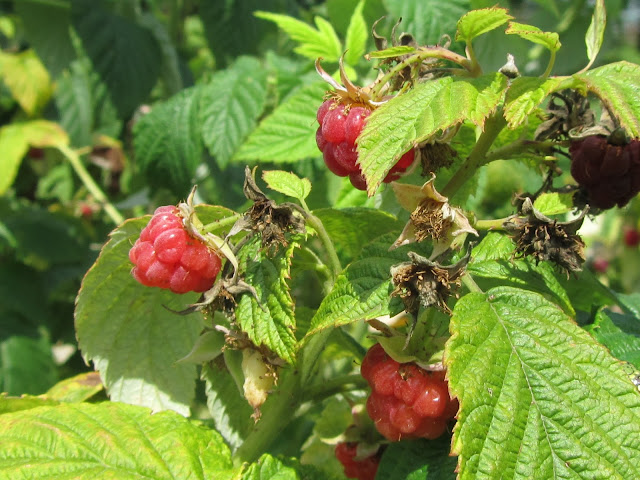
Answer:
262 170 312 201
377 437 457 480
242 454 298 480
235 82 327 163
313 397 352 440
384 0 469 45
532 192 574 216
71 0 162 117
359 73 507 194
255 11 342 61
0 402 233 479
468 232 574 315
367 45 416 59
455 7 513 43
75 217 205 415
200 56 267 169
504 76 573 129
588 308 640 369
0 394 58 415
314 207 402 262
14 1 75 78
585 0 606 65
306 233 414 335
575 61 640 138
133 86 203 195
203 362 254 451
505 22 561 52
235 238 298 364
0 49 52 116
446 286 640 480
43 372 103 403
344 0 367 65
0 120 68 195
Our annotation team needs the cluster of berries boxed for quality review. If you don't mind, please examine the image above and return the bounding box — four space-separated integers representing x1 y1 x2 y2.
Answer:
361 344 457 442
569 136 640 209
316 99 415 191
334 443 380 480
129 206 222 294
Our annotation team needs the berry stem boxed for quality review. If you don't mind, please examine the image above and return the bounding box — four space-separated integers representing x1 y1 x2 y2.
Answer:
441 111 507 198
483 138 559 163
298 199 342 278
57 144 124 225
542 49 557 78
474 218 508 231
462 274 483 294
201 213 242 233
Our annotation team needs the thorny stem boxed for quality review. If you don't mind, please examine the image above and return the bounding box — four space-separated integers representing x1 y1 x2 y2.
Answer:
57 145 124 225
441 111 507 199
370 47 473 98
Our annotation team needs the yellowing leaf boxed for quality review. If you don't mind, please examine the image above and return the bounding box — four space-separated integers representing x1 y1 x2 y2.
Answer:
0 49 52 115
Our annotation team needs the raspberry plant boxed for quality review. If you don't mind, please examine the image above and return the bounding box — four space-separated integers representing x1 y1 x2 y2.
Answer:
3 1 640 480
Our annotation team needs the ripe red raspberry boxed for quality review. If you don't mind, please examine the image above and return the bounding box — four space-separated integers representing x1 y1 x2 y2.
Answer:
361 344 457 442
316 99 415 191
129 206 222 294
569 136 640 209
334 442 380 480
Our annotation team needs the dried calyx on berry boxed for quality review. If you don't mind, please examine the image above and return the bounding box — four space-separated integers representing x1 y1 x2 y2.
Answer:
229 167 305 254
504 198 586 276
418 141 457 176
534 89 595 141
391 251 470 316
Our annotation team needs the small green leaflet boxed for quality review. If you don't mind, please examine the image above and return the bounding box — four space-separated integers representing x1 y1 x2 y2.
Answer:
254 11 342 62
0 402 234 479
446 286 640 480
235 238 298 364
455 7 513 43
235 82 326 163
505 22 561 52
344 0 367 66
585 0 606 69
358 73 507 195
503 76 573 128
367 45 416 59
533 191 574 216
200 56 267 169
376 438 456 480
262 170 311 202
575 61 640 138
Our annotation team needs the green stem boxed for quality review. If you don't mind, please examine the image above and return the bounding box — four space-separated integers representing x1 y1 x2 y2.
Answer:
475 218 508 231
542 49 557 78
441 111 507 199
300 199 342 278
202 213 242 233
301 374 368 403
57 145 124 225
462 274 483 293
483 138 558 163
465 41 483 77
